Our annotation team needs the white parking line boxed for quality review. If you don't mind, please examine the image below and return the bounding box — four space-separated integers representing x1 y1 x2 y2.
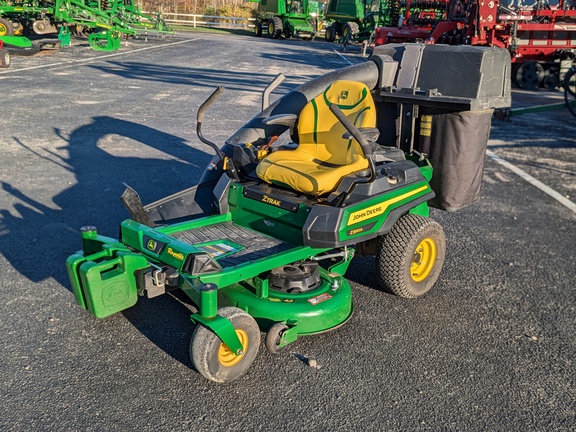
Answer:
486 149 576 213
332 48 353 65
0 39 197 74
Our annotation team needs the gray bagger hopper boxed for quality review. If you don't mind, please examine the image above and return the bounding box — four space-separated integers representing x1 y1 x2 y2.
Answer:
370 43 511 211
133 43 511 227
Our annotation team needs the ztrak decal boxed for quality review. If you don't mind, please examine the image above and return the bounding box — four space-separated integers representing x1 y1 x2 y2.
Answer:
347 185 429 226
263 195 282 207
243 188 298 212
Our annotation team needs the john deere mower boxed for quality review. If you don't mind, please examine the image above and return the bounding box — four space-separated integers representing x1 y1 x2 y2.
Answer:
66 43 510 383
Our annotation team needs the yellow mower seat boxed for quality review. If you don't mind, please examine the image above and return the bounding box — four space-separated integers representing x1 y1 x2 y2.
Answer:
256 80 377 195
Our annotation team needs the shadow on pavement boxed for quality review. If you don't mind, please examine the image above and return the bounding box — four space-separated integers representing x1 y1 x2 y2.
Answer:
0 115 215 367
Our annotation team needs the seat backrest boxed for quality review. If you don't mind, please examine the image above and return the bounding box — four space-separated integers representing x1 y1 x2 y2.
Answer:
297 80 376 165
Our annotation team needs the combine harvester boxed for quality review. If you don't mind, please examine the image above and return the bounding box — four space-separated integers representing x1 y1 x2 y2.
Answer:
251 0 324 39
0 0 172 52
372 0 576 89
324 0 391 43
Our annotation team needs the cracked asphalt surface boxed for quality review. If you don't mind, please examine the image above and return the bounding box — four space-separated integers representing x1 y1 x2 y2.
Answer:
0 32 574 431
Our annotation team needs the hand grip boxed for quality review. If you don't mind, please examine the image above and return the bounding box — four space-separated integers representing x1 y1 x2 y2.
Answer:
197 86 224 124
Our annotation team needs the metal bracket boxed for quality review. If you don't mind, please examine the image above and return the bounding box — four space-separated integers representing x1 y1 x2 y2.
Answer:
191 313 244 356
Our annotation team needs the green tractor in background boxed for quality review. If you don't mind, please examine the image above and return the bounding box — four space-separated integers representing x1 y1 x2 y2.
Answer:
250 0 325 39
324 0 389 44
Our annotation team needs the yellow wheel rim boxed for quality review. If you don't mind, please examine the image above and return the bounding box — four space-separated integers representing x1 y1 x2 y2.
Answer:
218 329 248 367
0 24 7 36
268 23 274 34
411 237 437 282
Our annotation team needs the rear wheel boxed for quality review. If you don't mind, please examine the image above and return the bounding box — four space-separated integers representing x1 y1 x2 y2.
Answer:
190 307 260 383
254 20 263 37
542 74 559 91
0 48 10 68
515 61 544 90
342 21 359 43
325 24 336 42
376 214 446 298
268 16 283 39
0 17 14 36
564 68 576 117
564 66 576 97
11 20 23 35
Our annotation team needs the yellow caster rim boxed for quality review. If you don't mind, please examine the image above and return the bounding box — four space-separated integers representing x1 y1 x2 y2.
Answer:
218 329 248 367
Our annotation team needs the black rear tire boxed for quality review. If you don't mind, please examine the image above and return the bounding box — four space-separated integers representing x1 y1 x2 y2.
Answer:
325 24 336 42
268 16 283 39
0 17 14 36
515 61 544 90
565 68 576 117
376 214 446 298
342 21 359 43
254 20 263 37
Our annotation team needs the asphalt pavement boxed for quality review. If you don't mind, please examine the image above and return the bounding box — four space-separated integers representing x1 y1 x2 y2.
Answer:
0 32 574 431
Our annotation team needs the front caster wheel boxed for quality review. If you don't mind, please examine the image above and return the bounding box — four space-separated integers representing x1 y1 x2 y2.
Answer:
190 307 260 383
376 214 446 298
265 323 289 354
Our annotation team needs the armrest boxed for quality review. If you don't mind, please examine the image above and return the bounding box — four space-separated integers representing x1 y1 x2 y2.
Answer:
262 114 298 127
342 127 380 142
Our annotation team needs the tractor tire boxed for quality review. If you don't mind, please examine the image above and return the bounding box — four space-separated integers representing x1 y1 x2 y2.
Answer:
325 24 336 42
0 48 10 68
515 61 544 90
0 17 14 36
564 68 576 117
363 13 376 30
564 66 576 97
254 20 263 37
375 214 446 298
542 74 559 91
267 16 283 39
11 20 23 35
190 307 260 383
342 21 360 42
